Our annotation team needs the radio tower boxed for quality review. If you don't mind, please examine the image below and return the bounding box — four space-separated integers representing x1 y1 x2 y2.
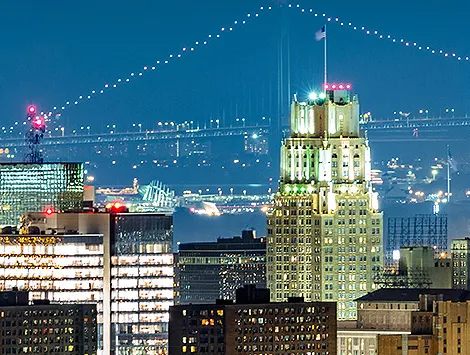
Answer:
24 105 46 163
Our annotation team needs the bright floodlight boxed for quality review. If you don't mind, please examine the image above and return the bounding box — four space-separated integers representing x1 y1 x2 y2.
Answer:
392 250 400 261
308 92 317 101
319 92 326 100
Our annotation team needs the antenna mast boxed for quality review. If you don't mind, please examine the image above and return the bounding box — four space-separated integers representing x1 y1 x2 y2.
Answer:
24 105 46 164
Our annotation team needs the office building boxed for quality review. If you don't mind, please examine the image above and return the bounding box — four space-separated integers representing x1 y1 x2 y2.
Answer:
387 214 447 264
169 285 337 355
175 230 266 304
0 209 173 355
0 290 97 355
452 237 470 289
0 163 84 225
267 85 383 320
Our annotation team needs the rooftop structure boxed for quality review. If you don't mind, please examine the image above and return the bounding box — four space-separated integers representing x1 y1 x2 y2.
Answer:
386 214 448 264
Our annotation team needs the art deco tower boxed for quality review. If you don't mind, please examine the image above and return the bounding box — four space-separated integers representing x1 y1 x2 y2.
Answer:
267 85 383 320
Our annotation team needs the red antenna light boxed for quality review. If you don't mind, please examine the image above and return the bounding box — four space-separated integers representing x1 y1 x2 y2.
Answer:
346 84 352 89
32 117 45 129
324 84 329 90
339 84 344 89
45 207 54 215
331 84 337 89
27 105 36 115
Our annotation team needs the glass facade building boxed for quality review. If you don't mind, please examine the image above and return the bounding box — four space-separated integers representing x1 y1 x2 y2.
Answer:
175 230 266 305
0 212 173 355
0 163 84 225
112 213 174 354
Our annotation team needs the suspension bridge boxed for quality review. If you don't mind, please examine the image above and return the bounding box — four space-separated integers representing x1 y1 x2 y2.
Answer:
2 2 469 157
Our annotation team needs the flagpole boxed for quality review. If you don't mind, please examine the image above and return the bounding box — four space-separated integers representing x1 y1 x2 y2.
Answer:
324 24 327 88
447 144 451 202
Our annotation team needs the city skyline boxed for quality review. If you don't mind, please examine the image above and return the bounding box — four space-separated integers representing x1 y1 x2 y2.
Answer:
2 3 470 354
1 0 469 134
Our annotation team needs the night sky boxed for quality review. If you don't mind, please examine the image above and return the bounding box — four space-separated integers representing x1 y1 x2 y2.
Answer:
1 0 469 133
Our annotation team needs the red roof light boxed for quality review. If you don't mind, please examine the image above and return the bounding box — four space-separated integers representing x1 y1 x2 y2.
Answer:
28 105 36 114
45 207 54 215
324 83 352 91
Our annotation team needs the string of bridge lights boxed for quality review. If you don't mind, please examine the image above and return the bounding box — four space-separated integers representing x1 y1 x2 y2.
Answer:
46 5 274 117
46 3 469 118
288 3 469 63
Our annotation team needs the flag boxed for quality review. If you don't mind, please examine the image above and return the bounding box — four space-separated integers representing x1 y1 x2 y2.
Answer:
315 26 326 41
448 149 458 172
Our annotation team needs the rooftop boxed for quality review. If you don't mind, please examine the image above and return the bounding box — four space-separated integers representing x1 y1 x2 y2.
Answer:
356 288 470 302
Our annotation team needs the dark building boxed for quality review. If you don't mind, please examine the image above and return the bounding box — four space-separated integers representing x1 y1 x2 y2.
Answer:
0 290 97 354
169 285 337 355
175 230 266 304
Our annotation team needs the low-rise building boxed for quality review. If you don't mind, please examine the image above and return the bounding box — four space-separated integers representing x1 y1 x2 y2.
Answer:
355 288 468 331
0 290 97 354
169 285 337 355
337 328 409 355
378 292 470 354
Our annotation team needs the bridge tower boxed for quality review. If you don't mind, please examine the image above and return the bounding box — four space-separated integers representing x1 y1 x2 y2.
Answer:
24 105 46 163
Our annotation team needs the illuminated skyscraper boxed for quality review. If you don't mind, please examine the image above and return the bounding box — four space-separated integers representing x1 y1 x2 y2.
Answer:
266 85 383 320
0 210 173 355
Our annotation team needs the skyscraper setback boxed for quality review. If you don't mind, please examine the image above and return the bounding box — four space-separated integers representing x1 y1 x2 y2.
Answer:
267 86 383 320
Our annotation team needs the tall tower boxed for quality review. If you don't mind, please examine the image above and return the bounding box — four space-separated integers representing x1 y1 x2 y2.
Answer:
267 84 383 320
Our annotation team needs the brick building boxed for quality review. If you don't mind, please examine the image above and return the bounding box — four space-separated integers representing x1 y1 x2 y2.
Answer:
0 290 97 354
169 285 337 355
